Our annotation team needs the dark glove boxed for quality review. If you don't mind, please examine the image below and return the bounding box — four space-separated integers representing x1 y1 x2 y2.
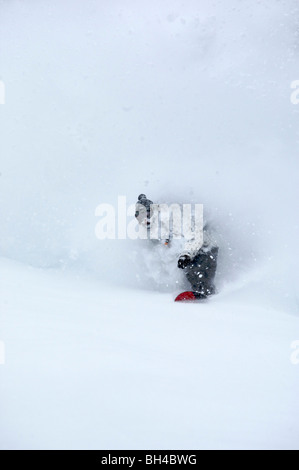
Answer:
178 255 192 269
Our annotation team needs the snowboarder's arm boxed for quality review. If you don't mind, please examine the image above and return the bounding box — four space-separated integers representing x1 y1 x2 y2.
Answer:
179 224 204 260
178 225 218 262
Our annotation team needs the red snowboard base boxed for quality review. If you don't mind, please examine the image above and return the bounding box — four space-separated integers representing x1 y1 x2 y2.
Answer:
175 291 198 302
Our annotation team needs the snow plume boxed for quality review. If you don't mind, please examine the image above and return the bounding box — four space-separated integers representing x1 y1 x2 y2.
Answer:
0 0 299 310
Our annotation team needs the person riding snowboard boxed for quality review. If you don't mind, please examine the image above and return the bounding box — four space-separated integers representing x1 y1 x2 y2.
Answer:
135 194 218 299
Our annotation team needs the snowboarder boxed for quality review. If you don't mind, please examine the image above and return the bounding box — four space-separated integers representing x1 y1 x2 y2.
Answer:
135 194 218 300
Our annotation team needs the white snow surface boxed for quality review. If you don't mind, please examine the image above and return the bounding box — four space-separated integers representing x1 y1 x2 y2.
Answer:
1 257 299 450
0 0 299 450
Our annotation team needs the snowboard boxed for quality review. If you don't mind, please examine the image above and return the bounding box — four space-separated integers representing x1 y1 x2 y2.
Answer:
174 291 207 302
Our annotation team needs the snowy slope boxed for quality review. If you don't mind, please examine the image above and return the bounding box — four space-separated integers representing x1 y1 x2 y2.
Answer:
1 257 299 450
1 0 299 450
